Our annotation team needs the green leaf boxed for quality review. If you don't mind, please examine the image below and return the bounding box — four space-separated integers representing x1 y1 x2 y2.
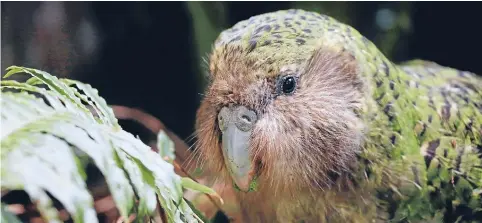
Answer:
181 177 224 206
61 79 120 129
184 199 210 223
109 131 182 222
1 80 94 123
1 66 210 223
1 132 97 223
179 199 204 223
113 147 158 217
26 76 44 85
4 66 92 116
181 177 216 195
157 130 176 163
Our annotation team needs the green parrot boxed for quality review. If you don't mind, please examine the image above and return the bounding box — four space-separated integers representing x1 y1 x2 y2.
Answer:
194 9 482 222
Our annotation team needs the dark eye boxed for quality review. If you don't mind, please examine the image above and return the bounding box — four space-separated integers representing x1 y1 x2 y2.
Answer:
281 76 297 94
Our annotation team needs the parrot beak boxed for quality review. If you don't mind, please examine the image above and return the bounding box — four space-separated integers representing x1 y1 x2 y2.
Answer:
218 106 257 192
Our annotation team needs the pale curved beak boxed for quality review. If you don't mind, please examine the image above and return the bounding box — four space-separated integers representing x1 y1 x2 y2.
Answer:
218 106 257 192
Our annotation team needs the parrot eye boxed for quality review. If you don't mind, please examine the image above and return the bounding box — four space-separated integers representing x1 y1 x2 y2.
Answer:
280 75 297 95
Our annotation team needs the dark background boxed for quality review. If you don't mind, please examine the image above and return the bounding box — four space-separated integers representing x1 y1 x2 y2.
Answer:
3 1 482 143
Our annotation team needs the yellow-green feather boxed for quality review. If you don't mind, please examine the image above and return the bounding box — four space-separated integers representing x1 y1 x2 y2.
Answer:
215 9 482 222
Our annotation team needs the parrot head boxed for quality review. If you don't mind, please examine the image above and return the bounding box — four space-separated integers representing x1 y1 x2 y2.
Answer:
195 9 368 194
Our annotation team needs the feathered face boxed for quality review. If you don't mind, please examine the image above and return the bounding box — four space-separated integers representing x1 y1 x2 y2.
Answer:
195 44 366 195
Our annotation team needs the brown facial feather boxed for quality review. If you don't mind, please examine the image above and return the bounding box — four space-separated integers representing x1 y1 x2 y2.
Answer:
196 43 367 219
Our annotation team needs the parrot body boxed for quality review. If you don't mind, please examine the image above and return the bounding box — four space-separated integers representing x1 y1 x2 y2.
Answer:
195 9 482 222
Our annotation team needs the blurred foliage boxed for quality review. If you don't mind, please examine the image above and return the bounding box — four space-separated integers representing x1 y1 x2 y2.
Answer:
186 2 228 89
0 66 218 222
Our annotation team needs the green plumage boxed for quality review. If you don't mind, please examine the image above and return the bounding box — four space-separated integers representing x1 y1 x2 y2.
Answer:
215 9 482 222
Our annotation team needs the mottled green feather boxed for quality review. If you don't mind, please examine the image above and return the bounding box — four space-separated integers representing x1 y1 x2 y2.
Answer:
214 9 482 222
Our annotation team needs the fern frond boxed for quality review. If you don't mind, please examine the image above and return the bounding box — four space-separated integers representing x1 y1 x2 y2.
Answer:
1 66 214 223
